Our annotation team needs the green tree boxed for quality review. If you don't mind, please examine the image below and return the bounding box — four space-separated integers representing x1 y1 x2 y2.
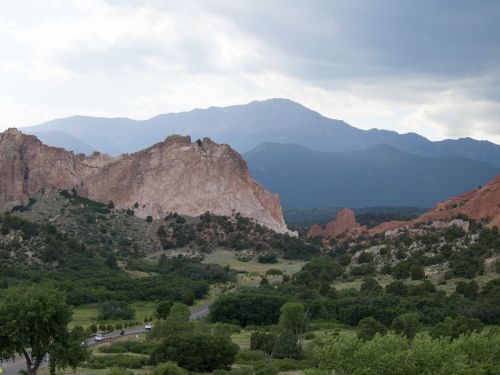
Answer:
156 300 174 320
410 265 425 280
391 312 421 339
98 301 135 320
0 285 88 375
385 280 408 296
278 302 308 344
464 280 479 299
360 277 383 296
357 317 387 341
151 332 238 371
250 332 277 354
149 303 192 340
272 330 301 359
169 303 191 321
430 316 483 340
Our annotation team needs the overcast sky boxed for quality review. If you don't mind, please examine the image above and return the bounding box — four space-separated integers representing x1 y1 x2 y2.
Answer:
1 0 499 143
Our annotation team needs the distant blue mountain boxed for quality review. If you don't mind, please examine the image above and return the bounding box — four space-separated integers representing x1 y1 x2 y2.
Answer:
244 143 499 208
22 98 500 168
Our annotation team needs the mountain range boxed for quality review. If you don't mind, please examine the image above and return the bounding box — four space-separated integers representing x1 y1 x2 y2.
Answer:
244 143 498 208
20 98 500 208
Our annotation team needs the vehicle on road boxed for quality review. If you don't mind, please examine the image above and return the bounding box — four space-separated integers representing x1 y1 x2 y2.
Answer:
94 334 104 342
145 322 153 330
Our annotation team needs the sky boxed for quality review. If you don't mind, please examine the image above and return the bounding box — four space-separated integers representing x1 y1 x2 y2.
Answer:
0 0 499 143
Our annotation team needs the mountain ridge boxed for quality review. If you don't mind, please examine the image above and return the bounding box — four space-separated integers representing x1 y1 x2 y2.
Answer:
243 142 499 208
21 98 500 168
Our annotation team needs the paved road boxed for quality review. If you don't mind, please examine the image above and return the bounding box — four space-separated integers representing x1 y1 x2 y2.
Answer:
0 277 280 375
0 304 211 375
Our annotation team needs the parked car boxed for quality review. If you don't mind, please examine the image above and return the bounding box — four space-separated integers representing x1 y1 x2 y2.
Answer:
94 334 104 342
144 323 153 330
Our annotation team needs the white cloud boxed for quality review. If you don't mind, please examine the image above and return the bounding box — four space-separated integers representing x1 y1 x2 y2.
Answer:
400 91 500 143
0 0 498 146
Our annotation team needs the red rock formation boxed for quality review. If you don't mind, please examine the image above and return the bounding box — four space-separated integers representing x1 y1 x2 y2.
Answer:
0 128 291 234
370 175 500 235
307 208 366 239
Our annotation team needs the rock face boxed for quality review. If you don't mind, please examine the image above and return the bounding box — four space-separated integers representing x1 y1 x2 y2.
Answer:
307 208 366 239
0 128 291 234
370 175 500 235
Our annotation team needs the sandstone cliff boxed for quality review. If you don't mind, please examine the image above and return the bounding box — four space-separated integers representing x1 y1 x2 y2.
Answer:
0 128 291 234
307 208 366 239
369 175 500 235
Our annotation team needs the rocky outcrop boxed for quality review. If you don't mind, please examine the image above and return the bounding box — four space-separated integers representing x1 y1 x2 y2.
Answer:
370 175 500 235
307 208 366 239
0 128 291 234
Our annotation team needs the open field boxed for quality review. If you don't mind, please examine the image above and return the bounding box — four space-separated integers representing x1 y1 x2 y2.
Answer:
71 301 156 328
202 250 306 275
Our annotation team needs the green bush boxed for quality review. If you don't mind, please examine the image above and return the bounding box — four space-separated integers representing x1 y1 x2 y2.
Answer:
250 332 277 354
151 332 239 371
309 332 500 375
357 317 387 341
85 354 148 369
98 341 158 355
254 362 279 375
106 367 134 375
151 361 188 375
98 301 135 320
237 349 268 362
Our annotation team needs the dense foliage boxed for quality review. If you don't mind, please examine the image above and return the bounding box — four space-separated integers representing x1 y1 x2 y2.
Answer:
308 332 500 375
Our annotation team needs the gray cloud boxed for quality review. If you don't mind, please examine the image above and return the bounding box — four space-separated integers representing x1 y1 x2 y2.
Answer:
0 0 499 143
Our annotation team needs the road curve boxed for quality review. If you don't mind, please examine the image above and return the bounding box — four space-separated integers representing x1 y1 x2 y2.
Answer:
1 276 281 375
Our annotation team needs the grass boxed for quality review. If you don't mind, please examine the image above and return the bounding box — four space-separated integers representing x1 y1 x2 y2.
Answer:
231 330 253 350
71 301 156 328
202 249 306 275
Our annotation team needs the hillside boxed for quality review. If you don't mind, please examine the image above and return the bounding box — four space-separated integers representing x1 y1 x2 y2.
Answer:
244 143 499 208
370 175 500 234
0 128 290 234
23 98 500 168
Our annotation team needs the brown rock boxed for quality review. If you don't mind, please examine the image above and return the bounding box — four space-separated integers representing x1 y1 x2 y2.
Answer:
369 175 500 235
0 129 291 234
307 208 366 239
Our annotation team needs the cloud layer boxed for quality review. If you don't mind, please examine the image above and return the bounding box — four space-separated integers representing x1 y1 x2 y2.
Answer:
1 0 499 143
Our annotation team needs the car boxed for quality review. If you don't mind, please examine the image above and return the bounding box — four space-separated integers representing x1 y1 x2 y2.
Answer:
94 334 104 342
144 323 153 330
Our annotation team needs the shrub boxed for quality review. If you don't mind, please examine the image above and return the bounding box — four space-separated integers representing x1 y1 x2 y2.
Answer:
98 301 135 320
310 333 500 375
430 316 483 339
410 265 425 280
151 362 189 375
357 317 387 341
250 332 277 354
151 332 239 371
272 330 301 359
258 254 278 264
85 354 148 369
391 313 421 340
237 349 268 362
254 363 279 375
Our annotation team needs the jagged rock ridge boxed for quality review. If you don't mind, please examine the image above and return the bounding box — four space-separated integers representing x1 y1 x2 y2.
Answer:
0 128 291 234
307 208 366 239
